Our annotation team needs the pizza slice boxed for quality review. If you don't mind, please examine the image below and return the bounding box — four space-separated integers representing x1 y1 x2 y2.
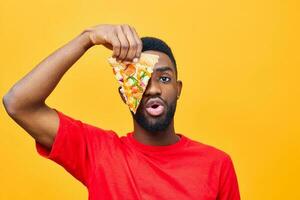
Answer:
108 53 159 113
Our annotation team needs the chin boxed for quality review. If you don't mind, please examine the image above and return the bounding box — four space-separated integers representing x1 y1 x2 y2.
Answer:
134 110 173 133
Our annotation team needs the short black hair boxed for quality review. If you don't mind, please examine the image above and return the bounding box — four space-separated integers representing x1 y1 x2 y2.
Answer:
141 37 177 78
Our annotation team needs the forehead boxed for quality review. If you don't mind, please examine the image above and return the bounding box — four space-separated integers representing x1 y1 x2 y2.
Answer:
143 50 175 73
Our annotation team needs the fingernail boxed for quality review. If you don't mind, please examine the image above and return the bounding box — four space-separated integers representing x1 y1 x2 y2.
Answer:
133 58 138 63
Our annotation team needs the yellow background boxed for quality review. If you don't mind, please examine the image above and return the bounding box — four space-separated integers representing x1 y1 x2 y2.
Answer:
1 0 299 199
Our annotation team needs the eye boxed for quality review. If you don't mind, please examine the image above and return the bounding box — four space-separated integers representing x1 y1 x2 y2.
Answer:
159 76 171 83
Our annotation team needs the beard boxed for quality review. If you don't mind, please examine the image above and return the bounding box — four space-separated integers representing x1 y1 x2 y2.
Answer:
131 97 177 132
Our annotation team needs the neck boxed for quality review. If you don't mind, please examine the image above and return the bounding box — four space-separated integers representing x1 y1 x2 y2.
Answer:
132 119 180 146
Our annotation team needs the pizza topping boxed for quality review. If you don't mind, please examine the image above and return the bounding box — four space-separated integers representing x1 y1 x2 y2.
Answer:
124 64 136 76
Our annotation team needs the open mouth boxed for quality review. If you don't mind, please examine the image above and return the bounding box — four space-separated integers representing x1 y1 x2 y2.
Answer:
146 103 165 116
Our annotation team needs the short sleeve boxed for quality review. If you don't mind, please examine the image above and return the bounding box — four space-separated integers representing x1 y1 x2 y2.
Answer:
217 154 241 200
35 108 117 186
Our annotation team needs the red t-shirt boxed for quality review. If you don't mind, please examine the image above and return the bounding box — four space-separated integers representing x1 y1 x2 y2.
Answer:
36 109 240 200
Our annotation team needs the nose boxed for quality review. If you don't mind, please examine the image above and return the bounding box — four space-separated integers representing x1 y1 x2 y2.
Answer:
144 77 161 97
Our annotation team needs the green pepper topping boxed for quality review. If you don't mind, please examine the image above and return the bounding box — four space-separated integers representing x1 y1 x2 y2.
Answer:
127 76 138 86
137 85 143 92
140 71 146 79
134 98 138 108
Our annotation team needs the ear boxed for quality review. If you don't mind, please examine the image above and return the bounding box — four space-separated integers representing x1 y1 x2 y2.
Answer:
118 86 127 104
176 80 183 100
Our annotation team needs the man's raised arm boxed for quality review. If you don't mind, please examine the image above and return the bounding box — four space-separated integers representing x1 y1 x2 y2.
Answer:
2 24 142 150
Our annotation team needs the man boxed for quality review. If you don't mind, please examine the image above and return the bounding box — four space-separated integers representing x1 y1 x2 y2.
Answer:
3 24 240 200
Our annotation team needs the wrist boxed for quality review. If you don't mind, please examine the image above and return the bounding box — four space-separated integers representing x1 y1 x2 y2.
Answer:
79 30 95 50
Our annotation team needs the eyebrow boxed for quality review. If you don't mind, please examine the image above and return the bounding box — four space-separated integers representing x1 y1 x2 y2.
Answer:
154 66 174 73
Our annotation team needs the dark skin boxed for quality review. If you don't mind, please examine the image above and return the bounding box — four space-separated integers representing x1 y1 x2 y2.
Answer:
119 50 182 146
2 24 182 150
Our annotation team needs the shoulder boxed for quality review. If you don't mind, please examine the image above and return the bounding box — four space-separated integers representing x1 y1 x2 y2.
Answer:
183 135 232 163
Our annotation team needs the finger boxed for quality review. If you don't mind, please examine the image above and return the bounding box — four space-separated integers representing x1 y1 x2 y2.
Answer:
122 25 137 61
109 33 121 58
130 27 142 59
116 25 129 61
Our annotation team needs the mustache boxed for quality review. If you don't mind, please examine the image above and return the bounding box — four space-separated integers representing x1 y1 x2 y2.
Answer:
142 96 167 107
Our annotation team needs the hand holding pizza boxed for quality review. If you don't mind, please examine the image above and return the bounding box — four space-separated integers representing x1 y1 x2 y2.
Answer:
85 24 142 62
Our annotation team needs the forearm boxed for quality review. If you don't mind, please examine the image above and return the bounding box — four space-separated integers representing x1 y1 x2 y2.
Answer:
3 31 93 112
